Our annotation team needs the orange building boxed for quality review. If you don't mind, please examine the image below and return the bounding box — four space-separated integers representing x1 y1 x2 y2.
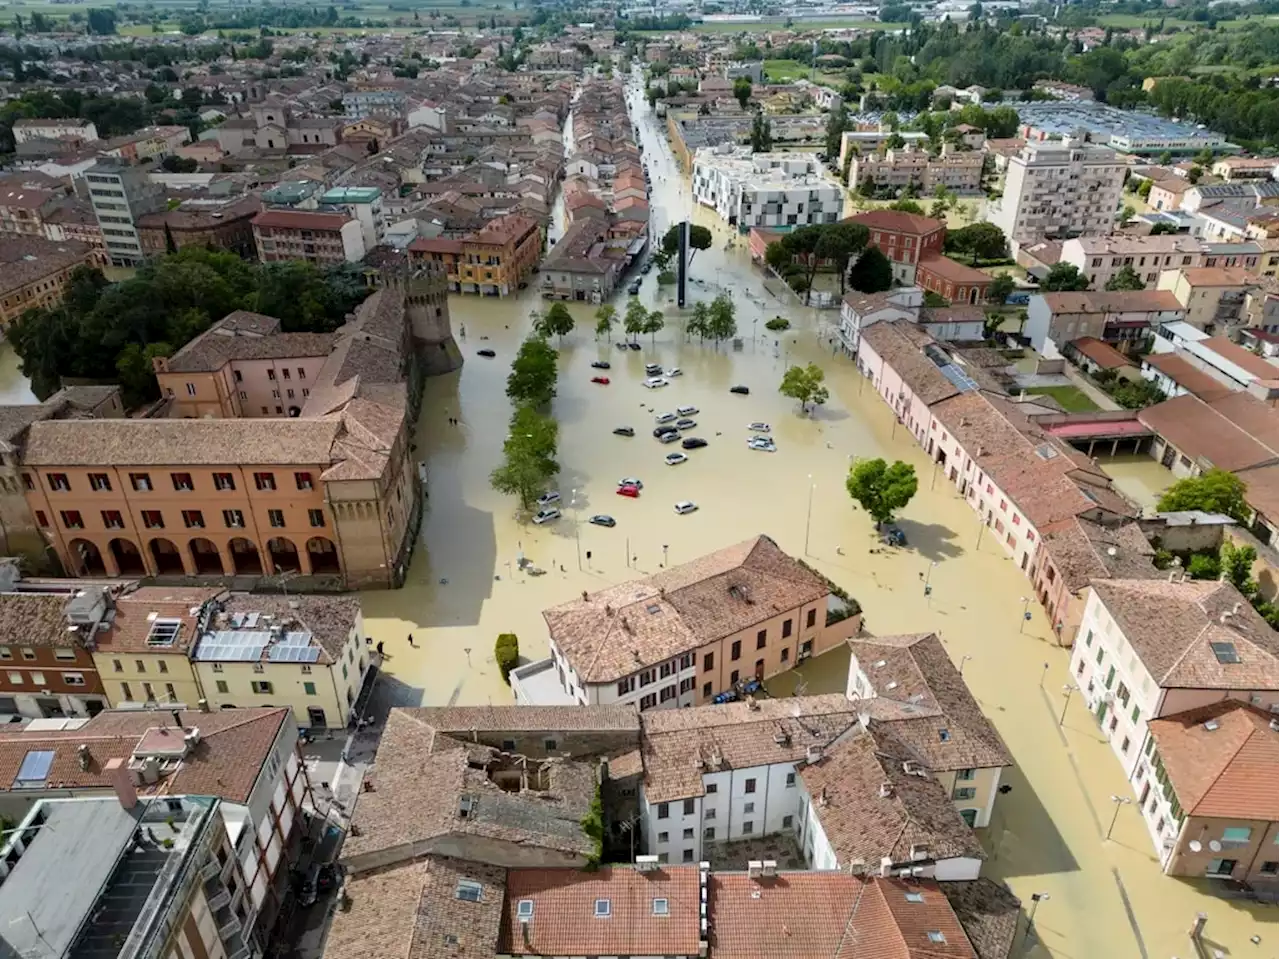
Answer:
410 212 541 296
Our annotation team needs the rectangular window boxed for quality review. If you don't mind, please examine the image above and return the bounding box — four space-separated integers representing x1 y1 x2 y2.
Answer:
782 619 793 638
1221 827 1252 846
101 510 124 529
165 683 176 699
703 827 715 840
130 472 153 491
223 509 245 528
303 682 316 695
806 608 816 628
216 680 229 693
21 474 32 490
744 778 756 794
657 803 669 820
703 681 712 697
254 472 277 491
742 821 754 835
756 629 767 649
47 473 70 491
121 681 132 701
60 510 84 529
142 510 164 529
731 640 741 661
783 814 794 829
308 509 326 528
639 692 657 710
88 473 112 491
683 798 695 815
251 680 274 695
35 511 48 528
781 648 790 663
953 787 977 800
786 772 796 787
268 509 285 528
956 768 975 781
703 652 714 671
295 472 313 490
63 672 85 686
142 682 155 700
657 831 669 844
213 472 236 491
182 510 205 529
266 369 276 380
157 660 168 674
171 472 194 491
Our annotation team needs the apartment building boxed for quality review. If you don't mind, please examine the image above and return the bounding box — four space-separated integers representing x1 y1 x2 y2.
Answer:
1156 266 1262 334
1024 289 1186 358
1210 156 1278 182
136 194 261 259
252 209 367 265
849 145 984 196
342 88 407 120
843 209 946 285
460 212 542 295
83 157 167 267
530 536 858 709
0 704 313 955
988 139 1126 244
1069 578 1277 783
11 117 98 144
0 589 110 719
845 633 1012 829
538 216 635 302
0 236 102 329
318 186 385 253
191 593 367 729
101 124 192 163
0 186 60 237
692 148 844 232
1062 234 1264 290
1138 700 1277 881
153 310 337 419
838 129 931 169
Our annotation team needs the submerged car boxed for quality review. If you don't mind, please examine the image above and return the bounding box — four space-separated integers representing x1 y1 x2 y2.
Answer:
591 360 612 370
674 500 699 515
748 437 777 452
616 485 641 498
536 491 561 507
532 507 561 524
613 426 635 437
589 515 616 528
477 349 496 358
665 452 688 466
643 377 669 389
658 431 681 444
729 385 750 395
627 279 642 295
618 477 644 489
591 376 611 385
682 437 708 450
676 405 699 416
748 422 771 433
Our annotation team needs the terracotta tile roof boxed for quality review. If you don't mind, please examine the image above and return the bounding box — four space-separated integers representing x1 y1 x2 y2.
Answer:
0 707 288 802
96 586 223 654
640 694 860 802
164 309 336 373
845 209 946 237
403 704 638 733
1089 579 1277 691
497 865 701 955
342 709 596 871
1146 700 1277 822
917 255 991 286
1138 394 1275 473
1067 336 1132 370
1200 335 1280 382
0 592 77 647
1038 290 1183 314
848 634 1012 772
324 856 506 959
1141 353 1234 401
0 236 97 297
860 322 960 408
938 879 1021 959
252 209 352 231
800 724 986 871
1205 392 1279 453
1037 517 1158 593
543 535 829 684
1236 463 1279 526
708 873 981 959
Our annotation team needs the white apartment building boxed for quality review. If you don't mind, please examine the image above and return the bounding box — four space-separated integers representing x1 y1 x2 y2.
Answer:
987 139 1126 245
1062 235 1265 290
83 157 167 267
691 147 845 232
13 118 99 144
637 695 860 866
838 286 921 356
1068 579 1278 788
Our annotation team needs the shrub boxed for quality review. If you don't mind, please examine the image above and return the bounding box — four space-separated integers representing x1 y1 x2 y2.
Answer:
764 317 790 331
495 633 520 684
657 270 676 286
1186 553 1220 581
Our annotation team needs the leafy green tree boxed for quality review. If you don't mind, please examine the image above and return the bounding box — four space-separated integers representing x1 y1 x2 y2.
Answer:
624 298 648 343
848 246 894 294
945 222 1008 263
986 272 1015 305
1220 539 1258 597
707 293 737 346
495 633 520 683
733 76 753 109
824 100 849 159
594 304 616 339
1105 265 1145 291
505 336 558 408
1186 552 1221 580
888 198 924 214
687 300 709 342
750 111 773 151
1041 263 1089 292
1156 469 1249 523
779 363 829 412
489 405 559 510
535 302 574 342
846 458 918 526
643 309 665 345
661 223 713 266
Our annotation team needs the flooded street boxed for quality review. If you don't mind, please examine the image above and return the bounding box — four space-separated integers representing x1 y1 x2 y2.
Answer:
0 342 38 406
1096 452 1175 513
360 74 1273 958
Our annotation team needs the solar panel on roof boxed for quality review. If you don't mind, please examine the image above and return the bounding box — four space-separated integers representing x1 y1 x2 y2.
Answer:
939 364 978 392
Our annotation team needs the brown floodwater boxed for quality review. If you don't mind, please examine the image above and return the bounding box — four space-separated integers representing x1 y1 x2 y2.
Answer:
0 342 38 406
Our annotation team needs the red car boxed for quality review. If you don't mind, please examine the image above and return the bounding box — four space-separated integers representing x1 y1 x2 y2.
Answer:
616 484 640 498
591 376 610 385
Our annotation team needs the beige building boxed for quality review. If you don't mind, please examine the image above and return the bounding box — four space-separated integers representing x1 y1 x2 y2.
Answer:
849 145 984 196
528 535 861 709
0 236 102 329
191 593 367 729
988 139 1126 244
1156 266 1261 334
845 632 1012 829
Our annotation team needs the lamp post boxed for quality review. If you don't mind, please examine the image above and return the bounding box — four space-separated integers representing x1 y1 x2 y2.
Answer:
804 475 815 556
1018 596 1032 633
959 654 972 677
1039 661 1050 688
1058 683 1079 727
572 488 582 571
1106 795 1131 841
922 560 937 597
662 544 669 567
1021 892 1050 950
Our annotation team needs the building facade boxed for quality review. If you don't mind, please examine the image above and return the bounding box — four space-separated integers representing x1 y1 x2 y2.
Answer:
252 209 367 266
84 157 167 267
0 236 102 330
692 149 844 232
0 589 110 719
849 146 984 196
988 139 1126 245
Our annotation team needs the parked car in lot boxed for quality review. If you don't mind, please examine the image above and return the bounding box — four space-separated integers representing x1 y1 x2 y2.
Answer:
682 437 708 450
645 363 664 376
537 491 561 507
674 501 698 515
730 385 750 395
643 377 668 389
665 367 683 377
654 412 676 424
477 349 496 358
591 376 610 385
748 422 771 433
676 405 699 416
665 452 688 466
748 437 777 452
628 342 642 351
532 507 561 524
618 477 644 489
591 360 611 370
613 426 635 437
641 260 653 274
653 425 678 438
616 341 630 350
589 515 616 528
712 689 739 704
675 417 696 430
617 485 641 498
658 431 681 444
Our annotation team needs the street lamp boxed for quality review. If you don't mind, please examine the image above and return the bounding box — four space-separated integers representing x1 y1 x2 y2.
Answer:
959 654 972 677
1018 596 1032 633
1039 661 1050 688
1106 795 1131 841
571 489 582 571
804 476 816 556
922 560 937 596
1021 892 1050 950
1058 683 1079 727
662 544 669 567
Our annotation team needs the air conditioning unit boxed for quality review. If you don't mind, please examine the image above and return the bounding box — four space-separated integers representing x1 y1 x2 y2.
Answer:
805 744 823 763
636 855 659 873
910 844 929 862
747 860 763 878
761 860 777 877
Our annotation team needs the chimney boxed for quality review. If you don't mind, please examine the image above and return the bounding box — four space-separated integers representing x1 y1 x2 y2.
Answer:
104 757 138 810
197 698 210 713
77 743 91 771
171 709 184 730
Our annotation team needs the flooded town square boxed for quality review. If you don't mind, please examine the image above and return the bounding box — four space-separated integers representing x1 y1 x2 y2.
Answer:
351 78 1277 959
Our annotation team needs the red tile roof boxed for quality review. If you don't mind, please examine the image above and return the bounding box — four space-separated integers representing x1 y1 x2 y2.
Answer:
917 254 991 286
845 210 946 237
1067 336 1132 370
252 209 352 231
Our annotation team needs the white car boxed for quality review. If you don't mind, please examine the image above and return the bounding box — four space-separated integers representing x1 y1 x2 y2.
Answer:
618 477 644 489
748 422 771 433
644 363 664 376
532 507 562 524
643 377 669 389
654 412 676 424
676 405 699 416
537 491 561 506
675 417 697 430
665 367 683 377
748 437 777 453
665 452 688 466
674 501 699 515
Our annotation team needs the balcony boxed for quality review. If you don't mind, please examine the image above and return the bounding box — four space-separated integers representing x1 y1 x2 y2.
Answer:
205 876 232 911
215 906 242 941
200 859 221 881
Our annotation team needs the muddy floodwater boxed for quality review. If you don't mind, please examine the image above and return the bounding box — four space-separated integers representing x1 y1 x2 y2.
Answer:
1095 452 1176 513
0 342 38 406
360 77 1275 957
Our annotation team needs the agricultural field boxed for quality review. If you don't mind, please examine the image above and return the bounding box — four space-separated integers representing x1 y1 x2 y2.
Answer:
1095 11 1276 29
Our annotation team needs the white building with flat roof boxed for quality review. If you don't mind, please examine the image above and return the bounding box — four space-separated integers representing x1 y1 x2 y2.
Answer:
692 147 845 232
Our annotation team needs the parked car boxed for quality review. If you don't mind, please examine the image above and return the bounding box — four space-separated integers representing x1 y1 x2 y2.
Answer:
643 377 669 389
617 485 641 498
477 349 496 358
748 437 777 452
676 405 699 416
616 341 630 351
665 452 688 465
613 426 635 437
628 342 642 351
627 279 642 295
730 385 750 395
532 507 562 524
658 431 681 444
674 500 699 515
682 437 708 450
712 689 739 704
748 422 771 433
645 363 664 376
641 260 653 274
537 491 561 507
665 367 683 377
589 515 616 528
591 376 610 385
653 425 678 438
618 477 644 489
881 524 907 547
591 360 612 370
654 412 676 424
675 417 696 430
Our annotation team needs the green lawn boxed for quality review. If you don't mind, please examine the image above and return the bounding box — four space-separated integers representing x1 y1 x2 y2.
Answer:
764 59 810 82
1096 12 1276 28
636 18 906 34
1024 385 1100 413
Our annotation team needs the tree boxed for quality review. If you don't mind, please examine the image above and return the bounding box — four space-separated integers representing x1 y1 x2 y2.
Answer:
750 111 773 151
687 300 709 342
986 272 1015 305
707 293 737 346
661 223 713 266
945 222 1008 263
535 302 574 342
1220 539 1258 597
733 75 752 109
594 303 616 339
624 298 648 343
888 198 924 214
643 309 665 345
846 458 918 526
506 336 558 408
1040 263 1089 292
848 246 894 294
494 633 520 684
1149 221 1179 235
489 405 559 510
779 363 829 412
824 100 849 160
1105 265 1145 291
1156 469 1249 523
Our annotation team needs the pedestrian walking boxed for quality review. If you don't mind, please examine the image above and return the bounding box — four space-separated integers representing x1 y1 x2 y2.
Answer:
407 633 416 647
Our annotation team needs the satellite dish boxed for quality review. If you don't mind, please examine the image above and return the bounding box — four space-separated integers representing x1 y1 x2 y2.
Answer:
1189 840 1202 852
1106 546 1118 557
1209 840 1222 852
